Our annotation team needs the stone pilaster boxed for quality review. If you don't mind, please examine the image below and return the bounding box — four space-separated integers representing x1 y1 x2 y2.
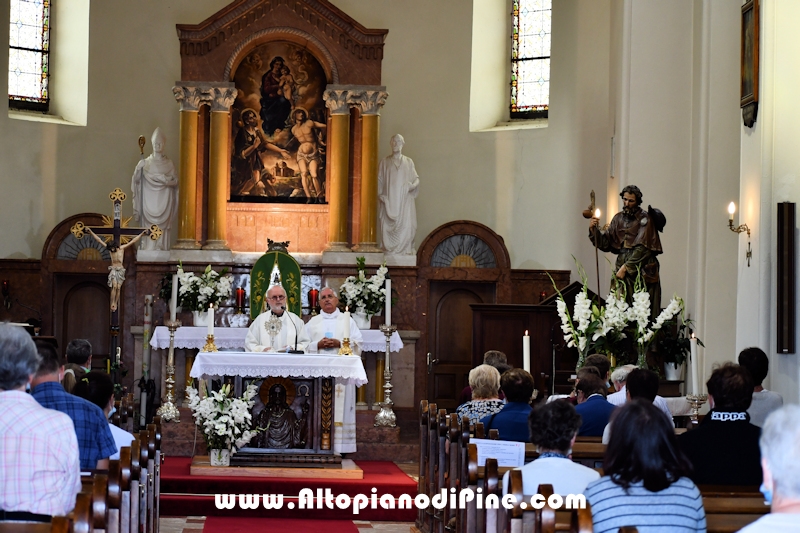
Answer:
323 86 353 252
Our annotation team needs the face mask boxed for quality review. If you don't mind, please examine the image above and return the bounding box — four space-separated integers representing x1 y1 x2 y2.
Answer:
107 406 116 420
25 383 31 393
759 483 773 505
83 366 91 373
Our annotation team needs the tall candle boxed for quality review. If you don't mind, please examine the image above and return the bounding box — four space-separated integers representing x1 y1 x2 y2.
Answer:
208 303 214 337
343 306 351 338
385 279 392 326
169 274 178 322
690 333 699 394
235 287 246 311
523 330 531 373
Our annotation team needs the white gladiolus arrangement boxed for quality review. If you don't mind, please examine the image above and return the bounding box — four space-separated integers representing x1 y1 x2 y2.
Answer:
339 256 388 316
187 383 260 452
176 263 233 312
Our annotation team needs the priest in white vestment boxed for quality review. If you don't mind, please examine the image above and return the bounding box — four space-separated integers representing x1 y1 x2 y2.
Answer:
245 285 310 353
305 287 363 454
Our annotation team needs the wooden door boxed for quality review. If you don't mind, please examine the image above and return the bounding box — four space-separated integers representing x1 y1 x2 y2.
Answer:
54 274 111 362
427 281 496 410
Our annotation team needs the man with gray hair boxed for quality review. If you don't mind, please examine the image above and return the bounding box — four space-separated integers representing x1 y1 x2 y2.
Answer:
738 405 800 532
607 363 673 423
0 324 81 519
245 284 310 352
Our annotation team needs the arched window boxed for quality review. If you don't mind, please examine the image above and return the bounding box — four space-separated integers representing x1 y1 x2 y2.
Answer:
510 0 551 120
8 0 51 112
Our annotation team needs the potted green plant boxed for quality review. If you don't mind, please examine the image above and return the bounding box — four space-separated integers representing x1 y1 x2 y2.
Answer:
657 316 703 380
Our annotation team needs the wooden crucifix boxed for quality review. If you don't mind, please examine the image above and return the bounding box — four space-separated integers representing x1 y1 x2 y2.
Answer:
70 188 162 370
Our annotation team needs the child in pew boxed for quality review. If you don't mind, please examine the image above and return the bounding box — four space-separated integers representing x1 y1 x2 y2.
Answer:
73 371 136 460
585 400 706 533
502 400 599 495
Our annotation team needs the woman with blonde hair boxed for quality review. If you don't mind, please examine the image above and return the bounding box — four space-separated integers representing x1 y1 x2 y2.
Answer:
455 364 504 425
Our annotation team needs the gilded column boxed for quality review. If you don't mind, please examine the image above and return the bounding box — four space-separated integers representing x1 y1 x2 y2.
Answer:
204 84 237 250
350 88 388 253
323 86 352 251
171 85 202 250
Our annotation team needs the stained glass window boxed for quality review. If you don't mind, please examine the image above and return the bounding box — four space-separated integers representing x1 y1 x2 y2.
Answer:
8 0 50 112
510 0 550 119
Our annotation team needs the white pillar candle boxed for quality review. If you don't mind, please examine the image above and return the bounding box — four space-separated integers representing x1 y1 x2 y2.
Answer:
169 274 178 322
690 333 699 394
523 330 531 373
208 303 214 337
385 279 392 326
344 306 351 338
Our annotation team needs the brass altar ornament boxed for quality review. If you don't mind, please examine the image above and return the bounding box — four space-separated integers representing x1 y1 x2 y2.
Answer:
203 334 218 353
338 337 354 356
156 318 181 422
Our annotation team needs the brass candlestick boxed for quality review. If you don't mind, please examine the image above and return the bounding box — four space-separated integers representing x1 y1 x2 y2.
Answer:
202 334 218 353
338 337 353 355
156 319 181 422
685 393 708 425
374 324 397 428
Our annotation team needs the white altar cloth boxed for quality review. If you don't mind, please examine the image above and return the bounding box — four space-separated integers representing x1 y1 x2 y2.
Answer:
152 326 402 353
189 352 368 387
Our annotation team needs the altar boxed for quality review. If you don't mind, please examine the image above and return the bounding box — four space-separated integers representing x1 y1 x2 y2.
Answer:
190 351 367 465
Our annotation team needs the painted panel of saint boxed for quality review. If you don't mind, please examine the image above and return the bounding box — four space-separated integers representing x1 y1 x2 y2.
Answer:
230 42 328 204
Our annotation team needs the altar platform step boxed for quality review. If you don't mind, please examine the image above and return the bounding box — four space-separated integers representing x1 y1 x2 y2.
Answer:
190 457 364 479
160 457 417 521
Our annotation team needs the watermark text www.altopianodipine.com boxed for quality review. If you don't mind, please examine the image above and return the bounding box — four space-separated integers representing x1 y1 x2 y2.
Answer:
213 487 586 514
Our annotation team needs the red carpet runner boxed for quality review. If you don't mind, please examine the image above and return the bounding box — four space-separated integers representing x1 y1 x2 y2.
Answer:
161 457 417 521
203 516 359 533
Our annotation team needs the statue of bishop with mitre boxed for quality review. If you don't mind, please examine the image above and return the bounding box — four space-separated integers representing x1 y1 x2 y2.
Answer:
131 127 178 251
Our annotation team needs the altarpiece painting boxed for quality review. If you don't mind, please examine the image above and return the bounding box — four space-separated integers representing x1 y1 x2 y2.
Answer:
230 41 328 204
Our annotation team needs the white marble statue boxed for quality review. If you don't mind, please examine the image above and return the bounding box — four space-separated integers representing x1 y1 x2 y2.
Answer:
131 128 178 250
378 134 420 255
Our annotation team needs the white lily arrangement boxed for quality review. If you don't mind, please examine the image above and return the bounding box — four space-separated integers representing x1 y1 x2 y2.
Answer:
552 264 685 370
186 383 260 452
177 263 233 312
339 256 388 316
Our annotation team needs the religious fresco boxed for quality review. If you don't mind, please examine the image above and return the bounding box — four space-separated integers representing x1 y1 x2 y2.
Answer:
230 42 328 204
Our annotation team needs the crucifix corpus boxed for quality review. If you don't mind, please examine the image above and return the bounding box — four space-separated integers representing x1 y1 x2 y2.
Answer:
70 188 161 370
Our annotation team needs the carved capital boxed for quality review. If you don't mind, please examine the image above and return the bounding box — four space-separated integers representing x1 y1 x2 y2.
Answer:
348 87 388 116
323 87 351 115
174 82 238 112
172 86 203 112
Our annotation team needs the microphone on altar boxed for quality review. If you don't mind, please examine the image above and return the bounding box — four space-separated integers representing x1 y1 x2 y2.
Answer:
282 305 305 354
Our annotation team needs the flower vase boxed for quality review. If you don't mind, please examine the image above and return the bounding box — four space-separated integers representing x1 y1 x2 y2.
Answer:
209 448 230 467
352 311 372 331
192 311 209 327
664 361 684 381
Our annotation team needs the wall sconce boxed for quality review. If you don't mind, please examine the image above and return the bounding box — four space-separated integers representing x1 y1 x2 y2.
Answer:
728 202 752 267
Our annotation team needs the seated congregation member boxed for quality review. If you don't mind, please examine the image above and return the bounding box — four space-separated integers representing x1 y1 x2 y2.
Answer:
545 365 601 405
0 324 81 518
607 364 673 421
73 371 135 460
456 364 504 425
739 405 800 532
585 400 706 533
678 362 762 486
245 284 310 352
62 338 92 394
574 373 615 437
304 287 362 454
603 368 662 444
458 350 508 405
503 400 599 495
480 368 534 442
738 347 783 427
31 339 116 471
584 353 612 390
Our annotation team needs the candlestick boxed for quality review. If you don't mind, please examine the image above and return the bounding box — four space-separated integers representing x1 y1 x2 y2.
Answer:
685 393 708 426
116 346 121 365
202 334 218 353
169 274 178 322
208 303 214 337
384 279 392 326
338 337 353 356
308 288 319 316
523 330 530 373
690 333 699 395
156 319 181 422
343 306 351 338
374 324 398 428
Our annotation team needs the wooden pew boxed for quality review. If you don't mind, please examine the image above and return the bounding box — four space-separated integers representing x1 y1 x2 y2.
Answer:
702 496 768 533
417 400 430 533
129 439 142 533
506 477 593 533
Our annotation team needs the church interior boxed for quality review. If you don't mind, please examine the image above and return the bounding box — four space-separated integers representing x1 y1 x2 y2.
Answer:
2 0 800 531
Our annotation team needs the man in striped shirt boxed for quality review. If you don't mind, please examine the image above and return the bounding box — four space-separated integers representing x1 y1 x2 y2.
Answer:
0 324 81 520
